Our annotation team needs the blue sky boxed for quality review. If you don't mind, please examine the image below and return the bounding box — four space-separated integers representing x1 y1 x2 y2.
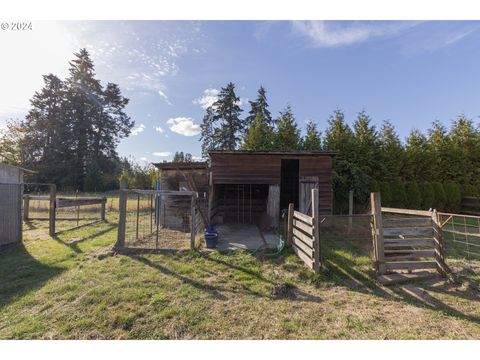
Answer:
2 20 480 163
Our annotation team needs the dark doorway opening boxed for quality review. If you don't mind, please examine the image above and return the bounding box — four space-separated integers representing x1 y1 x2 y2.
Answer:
280 159 299 210
214 184 269 224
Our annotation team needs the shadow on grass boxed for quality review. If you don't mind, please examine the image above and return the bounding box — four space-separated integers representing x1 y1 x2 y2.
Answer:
51 221 116 253
322 233 480 325
0 244 65 309
121 248 322 303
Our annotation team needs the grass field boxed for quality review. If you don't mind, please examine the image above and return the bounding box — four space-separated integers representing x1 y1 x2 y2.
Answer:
0 209 479 339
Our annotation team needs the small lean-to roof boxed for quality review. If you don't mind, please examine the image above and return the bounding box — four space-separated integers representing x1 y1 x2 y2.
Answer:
0 162 37 173
208 150 337 156
152 161 209 170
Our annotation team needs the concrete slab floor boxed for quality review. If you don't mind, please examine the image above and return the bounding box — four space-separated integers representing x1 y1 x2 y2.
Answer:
211 223 281 251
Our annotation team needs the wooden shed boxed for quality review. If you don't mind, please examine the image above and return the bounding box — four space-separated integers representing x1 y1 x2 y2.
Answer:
154 151 335 228
208 150 335 227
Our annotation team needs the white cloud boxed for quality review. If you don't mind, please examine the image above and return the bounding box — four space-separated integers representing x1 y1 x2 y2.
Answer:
130 124 146 136
140 157 148 161
192 156 203 161
153 151 172 157
166 117 201 136
291 21 419 47
155 126 165 134
193 88 220 109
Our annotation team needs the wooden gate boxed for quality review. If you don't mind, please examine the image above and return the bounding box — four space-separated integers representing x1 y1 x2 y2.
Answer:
370 192 446 285
287 188 321 273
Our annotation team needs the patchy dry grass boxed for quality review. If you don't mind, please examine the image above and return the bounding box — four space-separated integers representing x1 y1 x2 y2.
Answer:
0 211 479 339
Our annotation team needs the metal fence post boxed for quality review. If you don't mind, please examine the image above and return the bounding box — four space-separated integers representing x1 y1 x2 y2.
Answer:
116 179 127 248
348 189 354 233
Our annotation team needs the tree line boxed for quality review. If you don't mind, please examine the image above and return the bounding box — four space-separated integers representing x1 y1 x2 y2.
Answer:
201 82 480 211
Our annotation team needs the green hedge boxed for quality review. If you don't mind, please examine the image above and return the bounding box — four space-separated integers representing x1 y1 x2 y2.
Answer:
380 182 392 207
405 181 422 209
390 180 407 208
419 182 435 210
432 182 446 211
444 181 461 213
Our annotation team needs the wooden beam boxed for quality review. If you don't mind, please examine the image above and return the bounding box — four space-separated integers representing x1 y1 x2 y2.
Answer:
287 203 294 246
371 192 386 274
312 188 321 273
48 184 56 237
116 179 127 248
381 207 432 217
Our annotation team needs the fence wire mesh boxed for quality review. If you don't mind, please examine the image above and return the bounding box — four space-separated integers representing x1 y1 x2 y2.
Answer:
23 184 105 234
438 212 480 289
123 190 206 250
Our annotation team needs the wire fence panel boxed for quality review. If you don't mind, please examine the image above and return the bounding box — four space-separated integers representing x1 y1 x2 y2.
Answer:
438 212 480 289
319 214 374 258
123 190 206 250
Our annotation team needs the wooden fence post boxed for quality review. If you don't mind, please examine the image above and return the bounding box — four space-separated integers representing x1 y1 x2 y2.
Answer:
116 179 127 248
287 203 294 246
190 193 196 250
49 184 56 237
23 194 30 221
101 197 106 221
370 192 386 274
312 188 321 273
348 189 354 233
432 210 447 277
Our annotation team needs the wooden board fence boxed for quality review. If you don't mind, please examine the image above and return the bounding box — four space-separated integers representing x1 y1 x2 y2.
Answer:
371 193 448 283
288 188 321 273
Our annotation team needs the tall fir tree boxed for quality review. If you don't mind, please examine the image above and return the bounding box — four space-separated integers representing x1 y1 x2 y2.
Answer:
378 120 405 181
200 107 215 159
352 110 379 180
302 120 322 151
244 86 273 131
427 120 451 183
273 106 302 150
242 114 274 150
211 82 244 150
404 129 431 182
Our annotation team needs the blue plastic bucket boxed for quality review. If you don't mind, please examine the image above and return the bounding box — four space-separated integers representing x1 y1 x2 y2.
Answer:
204 227 218 248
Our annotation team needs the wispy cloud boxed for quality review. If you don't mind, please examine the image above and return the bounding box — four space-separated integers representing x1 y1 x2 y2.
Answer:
153 151 172 157
130 123 146 136
154 126 165 134
166 117 201 136
193 88 220 109
157 89 172 105
291 21 419 47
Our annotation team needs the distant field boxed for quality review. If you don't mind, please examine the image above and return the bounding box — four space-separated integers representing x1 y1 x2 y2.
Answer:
0 208 479 339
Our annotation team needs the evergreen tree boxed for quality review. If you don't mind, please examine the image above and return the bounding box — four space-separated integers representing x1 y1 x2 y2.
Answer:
302 120 322 151
432 182 447 211
273 106 302 150
200 107 216 159
380 182 392 207
378 120 405 181
444 181 462 213
211 82 243 150
419 182 435 210
427 120 451 183
404 129 431 182
244 86 273 130
405 181 422 209
4 49 132 190
352 110 379 180
242 114 274 150
390 180 407 208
